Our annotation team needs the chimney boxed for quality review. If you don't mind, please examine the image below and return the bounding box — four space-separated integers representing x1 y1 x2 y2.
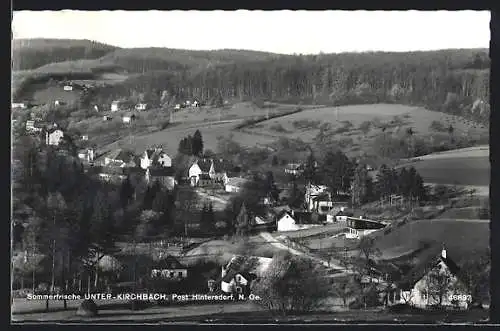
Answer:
441 246 447 259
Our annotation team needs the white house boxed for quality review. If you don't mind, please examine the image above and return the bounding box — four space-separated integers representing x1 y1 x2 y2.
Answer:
387 247 471 310
135 103 149 111
111 100 121 112
150 255 188 280
81 135 89 141
305 184 331 212
140 147 172 169
12 103 27 109
46 129 64 146
225 177 248 193
174 104 181 110
188 159 213 186
277 211 300 232
63 85 73 91
326 209 351 223
103 115 112 121
122 114 135 124
192 100 199 107
221 255 273 295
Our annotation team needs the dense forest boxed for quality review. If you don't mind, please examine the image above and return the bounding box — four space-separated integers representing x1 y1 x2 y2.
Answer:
12 39 491 124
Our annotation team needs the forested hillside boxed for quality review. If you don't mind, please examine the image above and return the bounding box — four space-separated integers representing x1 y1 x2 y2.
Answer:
11 39 490 124
12 39 118 71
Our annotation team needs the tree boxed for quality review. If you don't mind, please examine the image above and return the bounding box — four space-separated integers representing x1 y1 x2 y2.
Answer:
135 210 162 240
359 121 372 137
458 251 490 307
252 252 331 315
46 192 67 293
303 151 318 185
356 237 382 286
321 150 354 196
351 163 369 207
120 176 134 210
192 130 204 156
425 266 454 307
235 202 251 237
334 277 362 307
200 202 216 234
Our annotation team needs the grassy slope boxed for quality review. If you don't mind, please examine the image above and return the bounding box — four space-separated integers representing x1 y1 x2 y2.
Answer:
372 218 489 263
100 103 488 158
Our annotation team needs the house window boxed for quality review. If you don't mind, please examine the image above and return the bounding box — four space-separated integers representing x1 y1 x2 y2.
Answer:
395 291 401 301
170 271 174 278
178 271 183 278
236 286 243 294
236 275 241 282
422 290 428 301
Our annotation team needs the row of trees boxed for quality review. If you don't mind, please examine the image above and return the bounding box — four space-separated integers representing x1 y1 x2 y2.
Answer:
177 130 204 156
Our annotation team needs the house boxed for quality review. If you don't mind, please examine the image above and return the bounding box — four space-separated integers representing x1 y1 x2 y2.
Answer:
225 177 249 193
192 100 199 107
174 104 181 110
81 135 89 141
145 167 176 190
285 163 304 176
276 210 326 232
78 148 95 163
220 255 273 296
135 103 149 111
305 184 331 212
45 128 64 146
345 216 386 239
122 113 135 124
12 103 27 109
63 85 73 91
326 209 353 223
387 247 471 310
188 159 212 186
210 159 233 182
185 100 191 107
90 166 128 183
252 212 277 233
103 149 137 167
94 105 100 112
103 116 112 121
140 147 172 169
151 255 188 280
111 100 121 112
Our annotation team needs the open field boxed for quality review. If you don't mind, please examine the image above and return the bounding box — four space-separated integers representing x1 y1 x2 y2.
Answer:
30 85 82 105
400 156 489 186
371 218 489 263
241 104 487 145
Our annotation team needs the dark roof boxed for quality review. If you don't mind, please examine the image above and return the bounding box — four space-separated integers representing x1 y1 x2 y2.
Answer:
199 173 212 180
99 166 127 176
151 255 186 270
397 247 461 291
312 192 331 201
149 167 175 177
197 159 212 172
116 150 136 163
212 159 233 173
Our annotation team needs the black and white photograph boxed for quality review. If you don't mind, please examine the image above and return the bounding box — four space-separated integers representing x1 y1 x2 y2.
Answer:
11 10 491 324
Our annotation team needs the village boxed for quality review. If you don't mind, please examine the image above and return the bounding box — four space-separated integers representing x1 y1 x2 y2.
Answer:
11 78 490 322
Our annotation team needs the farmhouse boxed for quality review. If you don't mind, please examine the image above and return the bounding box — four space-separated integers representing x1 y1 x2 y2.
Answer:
188 158 231 187
345 216 386 239
252 213 277 233
145 167 176 190
151 255 188 280
103 116 112 121
276 210 326 232
81 135 89 141
140 147 172 169
188 160 209 186
225 177 249 193
89 166 128 183
220 255 273 296
174 104 181 110
25 120 41 133
326 209 353 223
387 247 471 310
63 85 73 91
45 128 65 146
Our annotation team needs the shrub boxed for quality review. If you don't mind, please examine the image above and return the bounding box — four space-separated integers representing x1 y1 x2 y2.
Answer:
76 299 98 317
430 120 447 132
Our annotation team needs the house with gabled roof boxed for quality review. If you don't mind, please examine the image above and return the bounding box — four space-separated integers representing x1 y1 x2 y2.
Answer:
387 246 471 310
140 147 171 169
220 255 274 296
225 177 249 193
45 128 65 146
345 216 386 239
188 159 212 187
276 210 326 232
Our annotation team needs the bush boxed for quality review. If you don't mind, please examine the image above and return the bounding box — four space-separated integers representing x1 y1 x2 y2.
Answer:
76 299 98 317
